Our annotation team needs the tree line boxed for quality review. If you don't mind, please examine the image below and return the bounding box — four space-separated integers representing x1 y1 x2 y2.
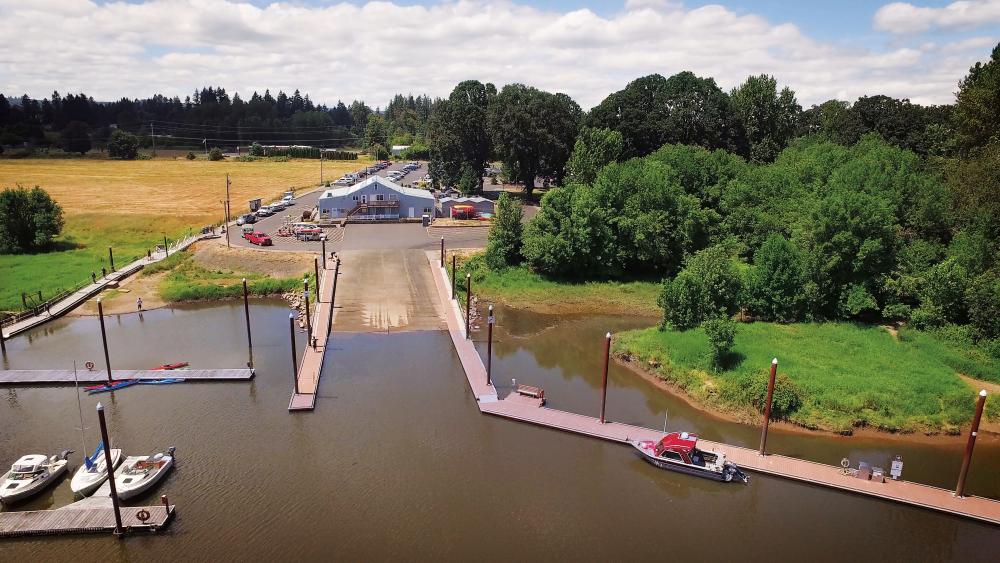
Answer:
480 43 1000 352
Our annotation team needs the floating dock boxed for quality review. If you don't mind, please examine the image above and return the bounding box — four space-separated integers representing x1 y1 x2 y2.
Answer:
426 251 1000 527
0 500 174 538
1 234 205 339
0 368 254 385
288 258 337 411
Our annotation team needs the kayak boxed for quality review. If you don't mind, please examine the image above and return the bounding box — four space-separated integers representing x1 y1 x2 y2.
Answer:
151 362 189 371
84 380 131 391
137 378 184 385
87 380 139 394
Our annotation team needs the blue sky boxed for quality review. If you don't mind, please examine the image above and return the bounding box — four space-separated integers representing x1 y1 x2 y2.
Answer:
9 1 1000 107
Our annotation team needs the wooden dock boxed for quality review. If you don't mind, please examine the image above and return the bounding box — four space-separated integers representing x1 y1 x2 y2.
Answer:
0 500 175 538
288 258 337 411
1 233 205 339
426 252 1000 527
0 368 254 385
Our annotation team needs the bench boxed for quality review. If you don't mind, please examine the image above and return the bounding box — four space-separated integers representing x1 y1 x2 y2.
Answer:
516 384 545 402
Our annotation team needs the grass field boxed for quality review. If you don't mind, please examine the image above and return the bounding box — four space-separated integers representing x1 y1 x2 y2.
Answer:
456 253 662 316
615 323 998 434
145 251 310 302
0 157 368 311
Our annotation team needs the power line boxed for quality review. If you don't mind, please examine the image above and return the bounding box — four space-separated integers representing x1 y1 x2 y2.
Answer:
147 119 358 132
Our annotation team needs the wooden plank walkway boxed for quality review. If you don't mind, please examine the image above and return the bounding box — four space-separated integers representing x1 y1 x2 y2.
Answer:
427 252 1000 527
0 504 174 537
0 368 254 385
288 258 337 411
2 233 205 339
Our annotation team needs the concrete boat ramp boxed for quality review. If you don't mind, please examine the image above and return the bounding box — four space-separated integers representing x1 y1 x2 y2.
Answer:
426 251 1000 527
0 368 254 385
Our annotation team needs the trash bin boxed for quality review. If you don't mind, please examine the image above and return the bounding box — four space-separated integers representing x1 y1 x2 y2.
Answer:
422 214 430 227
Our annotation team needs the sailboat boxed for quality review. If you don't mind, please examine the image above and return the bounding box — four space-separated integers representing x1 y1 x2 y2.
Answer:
69 361 124 496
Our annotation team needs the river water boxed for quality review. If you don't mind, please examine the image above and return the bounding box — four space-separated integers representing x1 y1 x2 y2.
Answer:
0 301 997 561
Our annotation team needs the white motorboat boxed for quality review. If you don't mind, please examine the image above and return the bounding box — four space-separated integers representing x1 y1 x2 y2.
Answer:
112 447 175 500
0 451 73 504
70 445 123 497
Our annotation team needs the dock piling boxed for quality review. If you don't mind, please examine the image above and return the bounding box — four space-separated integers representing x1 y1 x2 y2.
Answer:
321 236 327 269
303 278 311 344
600 332 611 424
759 358 778 455
486 305 494 386
465 274 471 339
108 247 115 272
327 258 339 336
96 402 123 535
314 258 321 302
956 389 988 498
440 237 445 267
1 318 6 356
97 299 113 384
163 236 169 257
451 255 456 299
289 313 299 394
242 278 253 369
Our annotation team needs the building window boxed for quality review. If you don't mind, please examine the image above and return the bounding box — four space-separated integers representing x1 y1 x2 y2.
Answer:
352 195 358 201
376 194 385 201
423 207 432 213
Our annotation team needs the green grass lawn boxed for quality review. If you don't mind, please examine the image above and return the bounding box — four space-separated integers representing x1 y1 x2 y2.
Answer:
150 251 310 301
1 214 198 312
615 322 997 434
456 253 662 316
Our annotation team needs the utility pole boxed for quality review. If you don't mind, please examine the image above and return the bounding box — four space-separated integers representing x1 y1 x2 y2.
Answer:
225 174 232 249
150 123 156 157
320 149 324 185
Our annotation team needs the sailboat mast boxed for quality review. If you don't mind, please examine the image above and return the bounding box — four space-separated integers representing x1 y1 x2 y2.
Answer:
73 361 88 456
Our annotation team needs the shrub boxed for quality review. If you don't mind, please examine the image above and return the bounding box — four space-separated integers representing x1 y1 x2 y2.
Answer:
881 302 912 321
0 185 65 253
723 370 802 419
966 270 1000 340
208 147 224 161
485 193 523 269
745 234 807 321
659 245 744 330
107 130 139 160
186 152 196 160
249 142 264 157
702 317 736 369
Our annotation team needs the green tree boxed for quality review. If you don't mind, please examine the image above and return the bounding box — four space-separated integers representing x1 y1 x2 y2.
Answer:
746 234 807 322
364 114 388 149
485 193 524 269
107 129 139 160
249 142 264 157
799 99 865 145
208 147 224 161
966 270 1000 341
0 185 65 253
457 165 480 195
730 74 801 162
953 43 1000 153
702 317 737 368
918 258 969 325
565 127 624 185
588 72 747 158
369 144 389 160
658 245 744 330
427 80 495 189
488 84 582 194
522 184 608 277
60 121 91 154
648 143 747 210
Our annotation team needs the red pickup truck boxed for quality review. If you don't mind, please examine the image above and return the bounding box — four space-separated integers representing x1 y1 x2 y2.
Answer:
245 232 273 246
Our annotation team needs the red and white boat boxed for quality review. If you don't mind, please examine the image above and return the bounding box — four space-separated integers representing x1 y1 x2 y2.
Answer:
630 432 749 483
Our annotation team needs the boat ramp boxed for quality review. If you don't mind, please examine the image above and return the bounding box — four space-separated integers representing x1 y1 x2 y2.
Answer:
426 251 1000 527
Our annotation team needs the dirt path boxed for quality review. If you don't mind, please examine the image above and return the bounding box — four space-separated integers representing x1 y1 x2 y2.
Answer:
332 249 446 332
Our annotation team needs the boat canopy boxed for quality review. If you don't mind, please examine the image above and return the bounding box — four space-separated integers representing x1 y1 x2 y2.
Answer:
654 432 698 456
11 455 46 473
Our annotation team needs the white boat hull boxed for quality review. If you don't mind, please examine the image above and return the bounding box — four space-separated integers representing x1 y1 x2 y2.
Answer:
113 454 174 501
70 448 123 497
0 459 70 504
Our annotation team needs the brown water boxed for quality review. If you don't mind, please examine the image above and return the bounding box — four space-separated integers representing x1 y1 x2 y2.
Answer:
0 301 997 561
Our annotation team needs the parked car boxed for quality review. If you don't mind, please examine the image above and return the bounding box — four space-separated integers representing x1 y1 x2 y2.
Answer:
245 232 272 246
255 207 274 217
236 213 257 225
296 227 323 241
282 195 295 204
241 225 255 238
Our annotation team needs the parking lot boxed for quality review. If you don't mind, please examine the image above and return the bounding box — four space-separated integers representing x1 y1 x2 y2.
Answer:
227 161 489 252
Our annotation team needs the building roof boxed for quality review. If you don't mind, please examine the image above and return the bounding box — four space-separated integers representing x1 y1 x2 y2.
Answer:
391 145 411 151
319 175 434 201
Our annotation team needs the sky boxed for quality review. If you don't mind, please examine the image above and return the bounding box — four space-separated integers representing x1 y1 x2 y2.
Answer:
0 0 998 110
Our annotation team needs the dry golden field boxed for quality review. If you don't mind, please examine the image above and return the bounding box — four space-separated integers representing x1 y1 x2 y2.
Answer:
0 157 370 221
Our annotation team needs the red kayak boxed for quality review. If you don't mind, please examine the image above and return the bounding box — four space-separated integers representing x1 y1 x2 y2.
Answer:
152 362 189 371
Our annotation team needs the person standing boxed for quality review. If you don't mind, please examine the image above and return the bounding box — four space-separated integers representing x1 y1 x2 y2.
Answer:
136 297 143 311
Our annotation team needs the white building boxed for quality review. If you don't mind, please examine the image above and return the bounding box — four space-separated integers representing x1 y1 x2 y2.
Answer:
317 175 435 221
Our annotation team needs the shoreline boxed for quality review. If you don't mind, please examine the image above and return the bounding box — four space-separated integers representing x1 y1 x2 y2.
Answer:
613 354 1000 446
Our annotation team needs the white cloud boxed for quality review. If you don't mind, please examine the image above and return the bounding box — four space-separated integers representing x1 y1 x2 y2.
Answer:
0 0 992 108
874 0 1000 34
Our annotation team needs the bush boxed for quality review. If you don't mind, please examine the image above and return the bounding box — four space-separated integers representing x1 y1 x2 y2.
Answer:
659 245 744 330
723 369 803 419
186 152 196 160
484 193 523 269
966 270 1000 340
0 185 65 253
107 130 139 160
702 317 736 368
249 142 265 157
881 302 912 321
208 147 224 161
